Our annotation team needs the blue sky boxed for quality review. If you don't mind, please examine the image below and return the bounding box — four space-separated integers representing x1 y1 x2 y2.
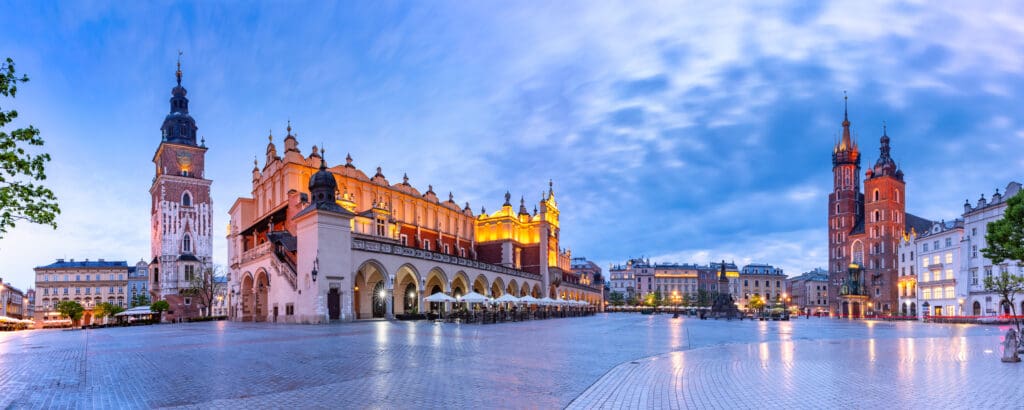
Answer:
1 1 1023 290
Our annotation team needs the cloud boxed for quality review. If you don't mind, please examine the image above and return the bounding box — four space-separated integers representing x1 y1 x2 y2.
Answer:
1 1 1023 289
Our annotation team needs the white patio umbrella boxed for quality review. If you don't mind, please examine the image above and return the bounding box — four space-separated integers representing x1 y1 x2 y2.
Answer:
494 294 520 304
459 291 489 304
424 292 456 303
538 297 556 306
518 295 539 305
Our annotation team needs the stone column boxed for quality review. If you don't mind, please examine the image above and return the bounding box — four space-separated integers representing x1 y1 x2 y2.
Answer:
386 288 395 320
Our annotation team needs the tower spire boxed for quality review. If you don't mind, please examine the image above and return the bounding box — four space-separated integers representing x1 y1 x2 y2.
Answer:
840 91 852 149
176 50 183 86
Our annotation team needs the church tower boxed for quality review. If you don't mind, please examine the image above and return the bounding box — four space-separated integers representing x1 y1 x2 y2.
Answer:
827 95 863 311
149 55 213 320
861 124 905 312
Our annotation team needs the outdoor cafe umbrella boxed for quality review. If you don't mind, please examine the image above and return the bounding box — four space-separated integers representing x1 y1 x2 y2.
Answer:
518 295 539 305
424 292 456 303
459 291 489 304
538 297 556 306
494 294 520 304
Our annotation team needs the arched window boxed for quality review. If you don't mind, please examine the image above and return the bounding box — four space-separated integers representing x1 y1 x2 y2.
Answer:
182 192 192 207
894 189 900 203
183 234 192 253
874 210 880 222
852 241 864 264
873 189 880 201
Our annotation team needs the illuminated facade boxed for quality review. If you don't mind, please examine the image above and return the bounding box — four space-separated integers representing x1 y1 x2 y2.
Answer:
786 268 828 314
226 131 602 323
609 259 738 304
898 219 963 318
33 259 133 324
148 59 213 322
738 263 786 308
827 97 932 317
962 182 1024 316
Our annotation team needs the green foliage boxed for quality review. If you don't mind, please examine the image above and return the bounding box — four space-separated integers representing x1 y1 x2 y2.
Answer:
696 289 713 307
608 291 625 306
748 295 766 311
0 57 60 238
55 300 84 321
644 291 664 307
984 271 1024 335
982 190 1024 265
150 300 170 313
130 293 151 308
92 302 125 323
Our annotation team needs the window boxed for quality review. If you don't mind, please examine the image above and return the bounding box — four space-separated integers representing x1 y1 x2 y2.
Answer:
376 218 386 237
182 192 192 207
63 288 68 295
109 286 114 292
184 297 191 305
945 253 953 264
933 241 939 250
85 288 90 295
76 275 80 281
972 245 977 258
945 238 952 247
184 265 195 282
945 287 954 299
286 303 294 315
873 189 879 201
945 269 953 280
922 259 928 269
444 244 450 254
183 235 192 253
923 243 929 252
971 227 977 236
923 288 931 299
933 255 940 265
400 234 408 246
985 267 993 280
423 241 431 251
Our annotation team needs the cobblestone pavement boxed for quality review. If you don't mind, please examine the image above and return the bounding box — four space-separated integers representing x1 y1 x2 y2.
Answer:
0 314 1016 409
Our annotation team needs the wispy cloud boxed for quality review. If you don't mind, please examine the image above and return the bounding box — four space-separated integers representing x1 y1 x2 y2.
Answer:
0 1 1022 288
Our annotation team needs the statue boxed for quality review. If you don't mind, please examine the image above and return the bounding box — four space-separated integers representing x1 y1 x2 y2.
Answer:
1002 328 1020 363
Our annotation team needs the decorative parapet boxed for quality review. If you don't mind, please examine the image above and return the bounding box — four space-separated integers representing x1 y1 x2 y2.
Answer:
241 242 273 264
558 280 603 293
352 238 542 282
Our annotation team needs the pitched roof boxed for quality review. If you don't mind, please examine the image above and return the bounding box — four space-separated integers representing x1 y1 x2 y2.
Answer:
904 213 933 236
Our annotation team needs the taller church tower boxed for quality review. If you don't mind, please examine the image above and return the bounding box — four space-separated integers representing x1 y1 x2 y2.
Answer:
149 56 213 319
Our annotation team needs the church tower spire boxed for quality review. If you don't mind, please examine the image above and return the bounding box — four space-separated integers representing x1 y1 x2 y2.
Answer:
161 51 198 146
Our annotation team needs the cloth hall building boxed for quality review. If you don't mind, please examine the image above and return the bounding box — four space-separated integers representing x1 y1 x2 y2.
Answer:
226 131 603 323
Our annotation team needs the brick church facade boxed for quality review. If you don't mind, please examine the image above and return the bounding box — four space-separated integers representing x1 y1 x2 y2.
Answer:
827 97 931 317
148 58 213 321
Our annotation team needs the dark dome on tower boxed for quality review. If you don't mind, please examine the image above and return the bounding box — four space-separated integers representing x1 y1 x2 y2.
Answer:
308 156 337 203
161 56 198 146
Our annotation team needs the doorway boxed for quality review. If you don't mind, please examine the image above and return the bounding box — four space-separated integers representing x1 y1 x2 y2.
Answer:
328 288 340 320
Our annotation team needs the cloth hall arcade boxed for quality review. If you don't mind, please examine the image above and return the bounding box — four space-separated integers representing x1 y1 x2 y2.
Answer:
226 129 603 323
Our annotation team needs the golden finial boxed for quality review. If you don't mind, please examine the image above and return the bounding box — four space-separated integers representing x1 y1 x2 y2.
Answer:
176 50 183 86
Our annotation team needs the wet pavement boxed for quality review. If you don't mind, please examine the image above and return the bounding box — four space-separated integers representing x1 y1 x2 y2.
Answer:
0 314 1016 408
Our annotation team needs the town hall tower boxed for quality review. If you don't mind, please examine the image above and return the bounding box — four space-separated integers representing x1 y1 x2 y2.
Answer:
149 56 213 321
